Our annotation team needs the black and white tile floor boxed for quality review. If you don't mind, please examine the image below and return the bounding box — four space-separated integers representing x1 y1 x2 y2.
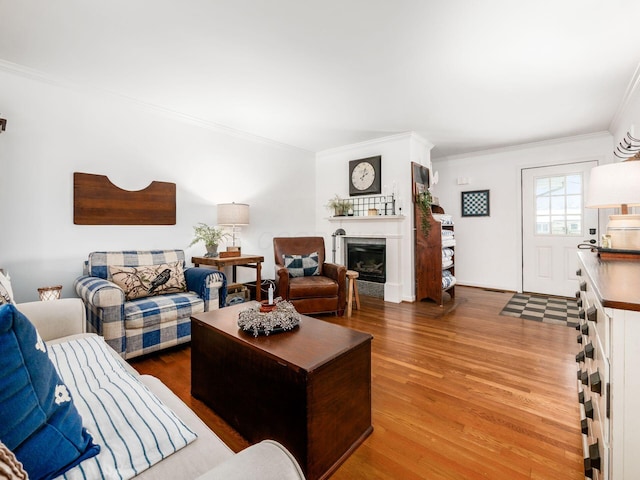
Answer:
500 293 579 327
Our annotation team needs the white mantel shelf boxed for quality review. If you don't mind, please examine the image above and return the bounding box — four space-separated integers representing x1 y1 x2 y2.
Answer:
327 215 405 222
342 234 402 239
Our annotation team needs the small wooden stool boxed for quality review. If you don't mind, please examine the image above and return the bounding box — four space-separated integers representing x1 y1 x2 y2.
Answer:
346 270 361 317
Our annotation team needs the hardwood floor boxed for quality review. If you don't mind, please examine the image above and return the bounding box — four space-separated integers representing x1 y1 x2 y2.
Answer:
130 286 583 479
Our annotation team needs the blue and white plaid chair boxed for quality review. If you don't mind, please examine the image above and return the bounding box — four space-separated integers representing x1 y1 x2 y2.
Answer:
74 250 226 359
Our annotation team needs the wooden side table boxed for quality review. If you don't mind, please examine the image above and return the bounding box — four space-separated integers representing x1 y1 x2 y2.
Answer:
192 255 265 301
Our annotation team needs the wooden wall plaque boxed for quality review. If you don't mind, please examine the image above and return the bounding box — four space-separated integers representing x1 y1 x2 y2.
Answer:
73 172 176 225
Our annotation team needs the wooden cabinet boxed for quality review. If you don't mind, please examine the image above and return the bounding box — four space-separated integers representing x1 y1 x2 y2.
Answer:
191 303 373 480
576 251 640 480
414 203 455 305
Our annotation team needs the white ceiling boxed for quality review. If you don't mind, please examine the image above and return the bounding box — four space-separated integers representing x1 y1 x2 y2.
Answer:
2 0 640 157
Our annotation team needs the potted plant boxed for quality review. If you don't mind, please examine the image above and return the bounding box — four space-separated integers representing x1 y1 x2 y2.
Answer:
326 195 352 217
189 223 230 257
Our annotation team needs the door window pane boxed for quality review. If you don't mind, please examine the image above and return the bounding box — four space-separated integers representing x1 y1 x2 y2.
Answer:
566 195 581 214
534 173 583 236
536 196 550 214
566 175 581 195
536 216 550 234
550 177 565 195
567 215 582 235
536 178 550 196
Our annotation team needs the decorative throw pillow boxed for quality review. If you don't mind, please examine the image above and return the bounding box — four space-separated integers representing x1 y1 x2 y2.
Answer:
0 304 100 480
109 261 187 301
283 252 320 277
0 272 13 305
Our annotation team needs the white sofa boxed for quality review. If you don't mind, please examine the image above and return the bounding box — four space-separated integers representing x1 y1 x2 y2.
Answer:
15 299 305 480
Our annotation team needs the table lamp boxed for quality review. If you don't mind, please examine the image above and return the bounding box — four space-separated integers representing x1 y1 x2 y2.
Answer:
217 202 250 253
586 160 640 251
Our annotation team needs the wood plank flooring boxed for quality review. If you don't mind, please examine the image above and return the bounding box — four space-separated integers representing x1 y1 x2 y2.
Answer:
130 286 583 479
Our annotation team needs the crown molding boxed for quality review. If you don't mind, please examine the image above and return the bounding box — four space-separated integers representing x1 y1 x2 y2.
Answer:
432 131 612 162
408 131 434 150
609 60 640 135
316 131 433 158
0 59 311 154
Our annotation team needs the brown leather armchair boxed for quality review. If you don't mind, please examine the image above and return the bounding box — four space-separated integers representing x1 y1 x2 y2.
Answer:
273 237 347 316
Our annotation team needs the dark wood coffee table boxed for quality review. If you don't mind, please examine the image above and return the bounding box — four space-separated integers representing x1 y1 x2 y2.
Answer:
191 302 373 480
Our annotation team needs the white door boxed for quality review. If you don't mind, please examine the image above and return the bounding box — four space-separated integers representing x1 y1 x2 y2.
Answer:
522 162 599 297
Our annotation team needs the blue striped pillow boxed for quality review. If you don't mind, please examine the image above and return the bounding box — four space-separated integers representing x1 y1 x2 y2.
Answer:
48 335 197 479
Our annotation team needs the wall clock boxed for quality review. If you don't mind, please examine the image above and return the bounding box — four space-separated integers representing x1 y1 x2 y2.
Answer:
349 155 382 196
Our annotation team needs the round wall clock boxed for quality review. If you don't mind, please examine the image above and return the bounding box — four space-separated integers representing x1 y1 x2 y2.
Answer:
349 155 382 196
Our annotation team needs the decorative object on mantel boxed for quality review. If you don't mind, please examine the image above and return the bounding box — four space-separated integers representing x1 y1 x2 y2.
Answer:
189 223 230 257
73 172 176 225
0 117 6 133
587 159 640 251
237 299 301 337
326 195 352 216
349 155 382 196
217 202 249 254
327 194 396 217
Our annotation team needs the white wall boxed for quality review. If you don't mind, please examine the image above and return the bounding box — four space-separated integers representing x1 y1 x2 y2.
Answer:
0 67 316 301
315 132 432 302
432 133 613 292
5 63 635 303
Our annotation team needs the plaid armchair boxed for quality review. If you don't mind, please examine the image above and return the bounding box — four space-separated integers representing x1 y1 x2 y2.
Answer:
74 250 226 359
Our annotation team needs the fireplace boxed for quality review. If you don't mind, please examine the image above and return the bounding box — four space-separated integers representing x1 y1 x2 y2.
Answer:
347 243 386 283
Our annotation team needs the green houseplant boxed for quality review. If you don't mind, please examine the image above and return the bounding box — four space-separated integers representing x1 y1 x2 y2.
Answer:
189 223 230 257
416 189 433 237
326 195 352 217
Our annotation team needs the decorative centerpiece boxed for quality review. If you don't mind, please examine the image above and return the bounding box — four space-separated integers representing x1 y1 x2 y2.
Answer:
238 299 301 337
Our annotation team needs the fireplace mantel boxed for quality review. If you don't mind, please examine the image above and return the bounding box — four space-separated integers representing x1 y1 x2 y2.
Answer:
342 234 402 239
328 215 405 222
328 212 408 303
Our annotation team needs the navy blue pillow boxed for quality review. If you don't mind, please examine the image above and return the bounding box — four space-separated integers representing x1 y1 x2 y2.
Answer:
0 304 99 480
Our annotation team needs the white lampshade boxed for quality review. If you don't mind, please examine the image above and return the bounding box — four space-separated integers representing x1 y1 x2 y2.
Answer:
217 203 250 226
586 160 640 251
586 161 640 211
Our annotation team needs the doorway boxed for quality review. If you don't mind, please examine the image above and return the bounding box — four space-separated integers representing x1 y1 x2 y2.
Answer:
521 161 598 297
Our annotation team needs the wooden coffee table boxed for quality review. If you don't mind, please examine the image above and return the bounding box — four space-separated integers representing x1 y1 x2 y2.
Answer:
191 302 373 480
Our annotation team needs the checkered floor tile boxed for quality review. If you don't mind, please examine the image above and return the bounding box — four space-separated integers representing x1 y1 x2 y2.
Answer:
500 293 579 327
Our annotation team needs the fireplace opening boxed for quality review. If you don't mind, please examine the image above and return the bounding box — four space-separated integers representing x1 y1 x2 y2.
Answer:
347 243 386 283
